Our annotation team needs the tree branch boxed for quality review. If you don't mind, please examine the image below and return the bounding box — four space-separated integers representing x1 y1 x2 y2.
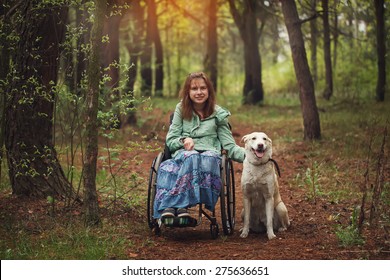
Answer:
170 0 203 25
227 0 243 30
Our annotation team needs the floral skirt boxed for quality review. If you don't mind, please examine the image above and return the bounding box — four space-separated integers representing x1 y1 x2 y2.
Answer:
153 150 222 219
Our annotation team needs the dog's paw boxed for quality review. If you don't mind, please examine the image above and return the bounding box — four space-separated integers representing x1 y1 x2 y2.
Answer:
277 227 287 232
240 228 249 238
267 233 276 240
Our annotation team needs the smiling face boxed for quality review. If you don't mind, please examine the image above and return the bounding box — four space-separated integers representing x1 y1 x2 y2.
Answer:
189 78 209 109
242 132 273 163
179 72 216 120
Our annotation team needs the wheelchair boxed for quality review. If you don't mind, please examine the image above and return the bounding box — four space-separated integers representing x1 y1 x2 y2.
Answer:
147 141 236 239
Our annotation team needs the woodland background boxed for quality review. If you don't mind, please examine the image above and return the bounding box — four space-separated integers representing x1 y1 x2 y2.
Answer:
0 0 389 259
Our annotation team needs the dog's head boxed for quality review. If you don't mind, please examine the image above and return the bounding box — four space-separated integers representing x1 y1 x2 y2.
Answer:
241 132 272 163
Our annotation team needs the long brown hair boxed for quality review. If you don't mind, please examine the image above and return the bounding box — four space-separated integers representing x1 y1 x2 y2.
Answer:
179 72 216 120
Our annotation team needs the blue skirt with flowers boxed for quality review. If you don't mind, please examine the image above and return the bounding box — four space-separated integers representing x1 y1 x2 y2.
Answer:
153 150 222 219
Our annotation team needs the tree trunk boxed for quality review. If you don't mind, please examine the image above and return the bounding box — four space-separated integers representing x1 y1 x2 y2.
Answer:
310 0 318 84
146 0 164 97
280 0 321 140
5 0 74 198
228 0 264 104
103 2 122 94
123 0 144 125
321 0 333 100
83 0 106 226
346 4 355 62
0 1 11 180
374 0 386 102
332 2 339 71
64 2 90 96
204 0 218 91
141 0 153 96
101 1 124 128
270 10 280 64
242 19 263 105
76 5 90 95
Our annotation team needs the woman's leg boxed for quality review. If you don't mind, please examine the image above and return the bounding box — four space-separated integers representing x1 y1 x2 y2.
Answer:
197 151 222 211
153 150 199 218
153 150 222 218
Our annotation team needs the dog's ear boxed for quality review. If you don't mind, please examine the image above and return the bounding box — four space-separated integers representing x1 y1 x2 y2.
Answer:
241 134 251 143
262 133 272 144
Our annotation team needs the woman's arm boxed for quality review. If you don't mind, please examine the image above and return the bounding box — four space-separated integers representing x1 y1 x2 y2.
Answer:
166 104 185 153
217 117 245 162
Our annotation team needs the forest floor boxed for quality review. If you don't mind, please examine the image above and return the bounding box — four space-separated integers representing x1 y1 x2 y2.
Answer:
124 120 389 260
0 105 389 260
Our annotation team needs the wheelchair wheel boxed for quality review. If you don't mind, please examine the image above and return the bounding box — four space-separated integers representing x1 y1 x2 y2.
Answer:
219 154 236 235
147 152 165 233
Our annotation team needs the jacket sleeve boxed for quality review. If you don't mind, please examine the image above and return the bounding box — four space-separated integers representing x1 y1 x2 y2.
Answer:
217 116 245 163
166 103 185 153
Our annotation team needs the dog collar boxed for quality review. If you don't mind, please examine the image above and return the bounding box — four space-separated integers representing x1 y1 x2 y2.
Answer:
246 158 281 178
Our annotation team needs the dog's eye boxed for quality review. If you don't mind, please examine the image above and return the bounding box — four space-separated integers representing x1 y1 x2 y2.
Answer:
252 137 256 140
263 137 267 141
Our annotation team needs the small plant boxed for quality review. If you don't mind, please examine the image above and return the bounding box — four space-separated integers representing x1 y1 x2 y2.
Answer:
335 207 365 247
303 161 323 203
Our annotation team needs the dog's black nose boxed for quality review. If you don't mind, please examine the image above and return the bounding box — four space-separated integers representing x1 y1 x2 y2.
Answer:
257 144 264 149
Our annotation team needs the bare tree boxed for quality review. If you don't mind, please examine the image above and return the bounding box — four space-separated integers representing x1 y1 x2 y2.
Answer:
83 0 106 226
280 0 321 140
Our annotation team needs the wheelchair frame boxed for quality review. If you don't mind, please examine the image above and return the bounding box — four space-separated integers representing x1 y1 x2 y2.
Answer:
147 149 236 239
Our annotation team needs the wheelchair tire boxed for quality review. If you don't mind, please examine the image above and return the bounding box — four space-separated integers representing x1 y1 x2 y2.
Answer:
220 154 236 235
147 152 165 231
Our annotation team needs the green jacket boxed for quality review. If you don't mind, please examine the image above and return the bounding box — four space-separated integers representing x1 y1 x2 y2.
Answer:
166 102 245 163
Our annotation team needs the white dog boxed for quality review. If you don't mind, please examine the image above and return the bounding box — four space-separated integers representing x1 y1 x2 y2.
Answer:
240 132 290 240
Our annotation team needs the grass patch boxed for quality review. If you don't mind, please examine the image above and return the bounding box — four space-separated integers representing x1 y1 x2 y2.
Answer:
335 207 365 247
1 221 133 260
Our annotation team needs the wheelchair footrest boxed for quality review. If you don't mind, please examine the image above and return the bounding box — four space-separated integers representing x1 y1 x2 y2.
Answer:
162 216 197 227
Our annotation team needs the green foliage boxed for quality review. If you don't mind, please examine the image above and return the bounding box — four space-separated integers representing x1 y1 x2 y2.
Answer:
335 207 365 247
1 225 131 259
304 161 323 202
263 59 297 95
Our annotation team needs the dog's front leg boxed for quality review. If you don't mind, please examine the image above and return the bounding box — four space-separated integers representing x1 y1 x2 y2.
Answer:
240 196 251 238
264 194 276 240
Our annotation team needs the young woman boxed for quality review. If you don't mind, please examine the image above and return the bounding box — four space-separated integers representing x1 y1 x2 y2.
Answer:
153 72 245 223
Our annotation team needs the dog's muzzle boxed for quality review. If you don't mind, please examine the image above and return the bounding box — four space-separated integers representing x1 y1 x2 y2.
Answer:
252 144 265 159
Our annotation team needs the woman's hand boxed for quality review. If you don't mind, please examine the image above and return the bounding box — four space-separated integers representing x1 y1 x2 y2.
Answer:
183 137 195 151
